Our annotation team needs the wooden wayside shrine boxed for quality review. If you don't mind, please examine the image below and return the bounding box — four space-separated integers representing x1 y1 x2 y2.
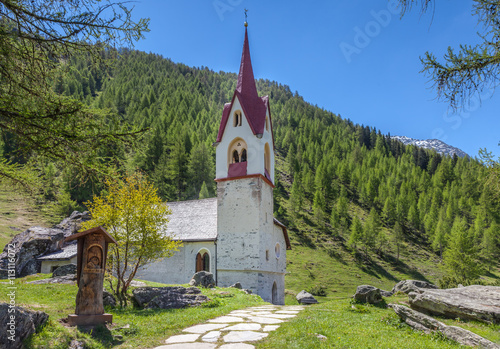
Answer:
65 226 117 326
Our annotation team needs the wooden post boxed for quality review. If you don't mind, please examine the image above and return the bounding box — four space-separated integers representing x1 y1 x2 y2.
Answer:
66 226 117 326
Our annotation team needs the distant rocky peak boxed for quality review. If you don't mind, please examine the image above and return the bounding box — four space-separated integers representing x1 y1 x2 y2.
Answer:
391 136 468 158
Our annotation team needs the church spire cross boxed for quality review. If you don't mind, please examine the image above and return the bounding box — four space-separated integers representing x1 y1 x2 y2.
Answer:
244 8 248 27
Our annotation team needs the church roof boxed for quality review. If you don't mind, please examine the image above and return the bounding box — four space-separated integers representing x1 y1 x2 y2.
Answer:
163 198 218 241
216 28 270 143
163 197 291 249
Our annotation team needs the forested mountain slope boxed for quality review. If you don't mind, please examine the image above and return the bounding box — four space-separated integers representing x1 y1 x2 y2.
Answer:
3 49 498 294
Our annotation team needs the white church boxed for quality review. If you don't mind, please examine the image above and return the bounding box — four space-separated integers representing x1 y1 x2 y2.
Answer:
140 24 290 305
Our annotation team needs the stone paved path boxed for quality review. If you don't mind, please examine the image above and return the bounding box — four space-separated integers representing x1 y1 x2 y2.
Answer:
154 305 304 349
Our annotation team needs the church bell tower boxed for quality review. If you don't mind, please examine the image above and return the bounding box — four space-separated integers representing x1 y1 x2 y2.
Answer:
213 23 286 304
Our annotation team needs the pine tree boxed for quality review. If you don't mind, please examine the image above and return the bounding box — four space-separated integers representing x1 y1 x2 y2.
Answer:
348 217 363 250
443 217 481 281
480 223 499 272
393 221 403 261
199 181 210 199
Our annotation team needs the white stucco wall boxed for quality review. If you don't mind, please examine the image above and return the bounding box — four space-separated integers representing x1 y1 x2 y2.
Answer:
215 96 275 183
40 256 77 274
138 241 216 285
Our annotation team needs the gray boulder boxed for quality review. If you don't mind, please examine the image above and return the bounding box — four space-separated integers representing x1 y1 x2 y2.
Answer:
52 263 77 277
0 211 90 278
392 280 438 295
0 303 49 349
391 304 500 348
441 326 500 348
132 287 210 309
189 271 215 288
409 285 500 324
103 290 117 307
390 304 445 333
53 211 91 237
296 290 318 304
230 282 242 289
353 285 383 304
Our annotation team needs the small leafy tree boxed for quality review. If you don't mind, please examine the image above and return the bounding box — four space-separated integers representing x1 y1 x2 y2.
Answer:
82 173 181 306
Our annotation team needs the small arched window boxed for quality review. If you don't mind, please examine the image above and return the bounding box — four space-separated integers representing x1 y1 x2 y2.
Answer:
264 143 271 178
275 243 281 259
265 117 269 132
232 150 240 163
196 251 210 272
228 138 248 167
234 111 242 127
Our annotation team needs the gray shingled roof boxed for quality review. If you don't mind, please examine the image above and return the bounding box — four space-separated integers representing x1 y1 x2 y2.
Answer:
37 243 78 260
162 197 218 241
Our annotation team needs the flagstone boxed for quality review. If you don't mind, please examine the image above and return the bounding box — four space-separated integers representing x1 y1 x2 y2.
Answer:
249 311 273 316
202 331 221 342
219 343 256 349
165 334 200 344
276 310 300 314
283 306 305 311
222 323 261 331
248 316 283 324
208 316 245 323
263 325 280 332
223 331 269 343
183 323 229 334
155 343 217 349
260 314 296 319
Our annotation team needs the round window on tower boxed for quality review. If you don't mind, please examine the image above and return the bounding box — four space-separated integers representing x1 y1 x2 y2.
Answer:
275 243 280 259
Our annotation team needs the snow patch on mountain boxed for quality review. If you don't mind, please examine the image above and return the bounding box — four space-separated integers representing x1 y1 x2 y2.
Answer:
391 136 468 158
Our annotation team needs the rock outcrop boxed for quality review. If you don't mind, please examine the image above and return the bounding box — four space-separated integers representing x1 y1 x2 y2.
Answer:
189 271 215 288
353 285 384 304
0 303 49 349
296 290 318 304
391 304 500 348
408 285 500 324
391 280 438 295
0 211 90 278
103 290 117 307
52 263 77 277
132 287 210 309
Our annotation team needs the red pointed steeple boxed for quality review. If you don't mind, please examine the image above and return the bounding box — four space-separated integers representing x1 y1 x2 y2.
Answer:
236 28 259 103
216 26 270 143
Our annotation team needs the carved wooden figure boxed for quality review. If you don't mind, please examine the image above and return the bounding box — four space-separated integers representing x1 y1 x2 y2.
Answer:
65 226 117 326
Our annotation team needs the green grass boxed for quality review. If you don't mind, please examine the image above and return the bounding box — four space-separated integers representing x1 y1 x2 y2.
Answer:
0 275 266 348
2 276 500 348
257 296 500 349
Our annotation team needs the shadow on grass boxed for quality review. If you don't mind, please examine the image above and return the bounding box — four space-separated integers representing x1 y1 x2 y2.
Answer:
353 252 399 283
483 270 500 280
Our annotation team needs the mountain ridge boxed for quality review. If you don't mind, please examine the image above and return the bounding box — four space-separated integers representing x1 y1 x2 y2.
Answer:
391 135 469 158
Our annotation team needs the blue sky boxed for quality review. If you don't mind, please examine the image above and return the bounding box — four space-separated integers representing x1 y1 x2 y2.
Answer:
130 0 499 158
